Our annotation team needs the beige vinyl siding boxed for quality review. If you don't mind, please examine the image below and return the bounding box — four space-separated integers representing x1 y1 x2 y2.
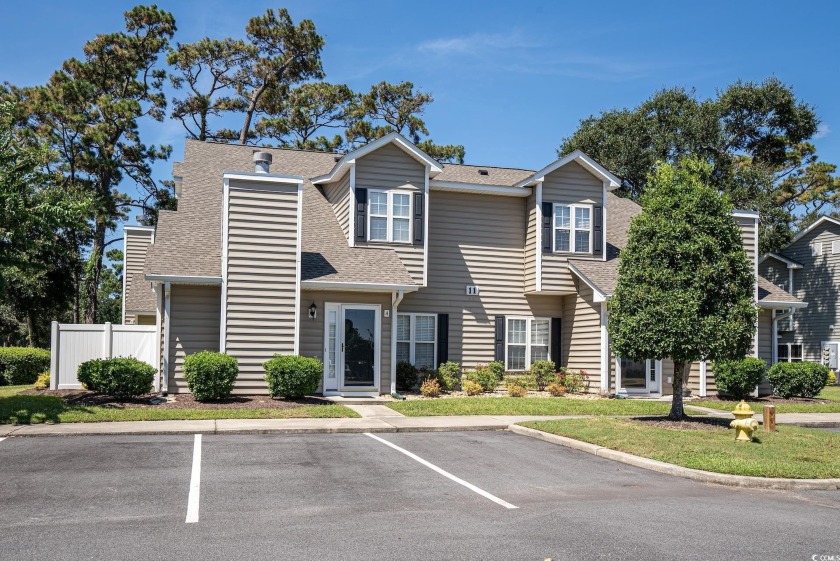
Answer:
776 221 840 362
124 229 154 323
759 257 789 290
323 172 351 240
224 180 300 391
541 162 604 293
400 190 563 369
355 142 425 283
136 314 155 326
734 215 758 271
561 284 602 389
687 361 714 394
299 290 393 394
524 190 538 293
167 285 221 393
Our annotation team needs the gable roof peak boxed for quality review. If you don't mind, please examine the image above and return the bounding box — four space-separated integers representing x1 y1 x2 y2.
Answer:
514 149 622 189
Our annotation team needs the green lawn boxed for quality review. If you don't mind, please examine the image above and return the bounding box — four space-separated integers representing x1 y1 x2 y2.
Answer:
386 397 704 417
692 385 840 414
0 385 358 424
521 417 840 479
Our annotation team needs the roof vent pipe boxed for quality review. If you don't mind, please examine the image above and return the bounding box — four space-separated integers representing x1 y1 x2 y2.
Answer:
253 151 272 173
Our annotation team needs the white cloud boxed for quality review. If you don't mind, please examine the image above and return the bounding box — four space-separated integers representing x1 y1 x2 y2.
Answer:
815 123 831 139
417 31 539 56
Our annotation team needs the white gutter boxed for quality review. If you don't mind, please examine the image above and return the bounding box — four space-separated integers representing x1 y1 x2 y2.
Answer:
390 290 405 394
428 181 530 198
301 280 420 293
145 275 222 284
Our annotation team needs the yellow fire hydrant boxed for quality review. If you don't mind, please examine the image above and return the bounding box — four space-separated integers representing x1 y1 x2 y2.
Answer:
730 400 758 442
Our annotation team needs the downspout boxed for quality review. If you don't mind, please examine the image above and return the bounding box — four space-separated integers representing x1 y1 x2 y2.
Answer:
599 301 609 392
162 282 171 395
772 309 795 364
390 290 405 395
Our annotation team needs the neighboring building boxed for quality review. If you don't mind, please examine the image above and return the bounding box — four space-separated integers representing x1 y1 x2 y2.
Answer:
759 216 840 369
123 133 802 397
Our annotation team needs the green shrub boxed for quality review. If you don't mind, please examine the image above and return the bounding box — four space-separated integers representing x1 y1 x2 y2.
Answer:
767 361 829 398
713 357 766 400
546 383 566 397
488 361 506 381
531 360 557 390
396 361 419 392
420 378 441 397
77 357 155 398
558 369 589 394
462 380 483 396
462 364 499 392
263 354 322 399
0 347 51 385
506 380 527 397
436 361 462 392
183 351 239 401
33 371 50 390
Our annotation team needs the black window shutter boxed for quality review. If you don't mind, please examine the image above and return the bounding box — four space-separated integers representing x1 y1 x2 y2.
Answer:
413 192 424 244
551 317 561 365
542 202 553 253
355 188 367 241
494 316 506 362
436 314 449 365
593 205 602 255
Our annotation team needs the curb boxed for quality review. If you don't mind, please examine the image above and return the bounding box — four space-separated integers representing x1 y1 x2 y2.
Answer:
507 424 840 491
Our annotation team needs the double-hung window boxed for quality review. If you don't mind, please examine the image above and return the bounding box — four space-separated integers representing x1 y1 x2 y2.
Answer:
368 190 411 243
396 313 436 369
777 343 803 363
506 317 550 371
553 204 592 253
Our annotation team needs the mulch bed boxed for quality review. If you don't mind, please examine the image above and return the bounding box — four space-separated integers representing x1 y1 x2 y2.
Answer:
699 395 835 405
21 388 332 410
631 416 732 431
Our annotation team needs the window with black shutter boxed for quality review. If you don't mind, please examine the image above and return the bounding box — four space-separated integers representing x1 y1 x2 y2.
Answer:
355 188 367 241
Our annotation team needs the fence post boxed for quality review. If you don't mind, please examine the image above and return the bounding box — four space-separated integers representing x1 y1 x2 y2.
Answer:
50 321 59 390
103 322 112 359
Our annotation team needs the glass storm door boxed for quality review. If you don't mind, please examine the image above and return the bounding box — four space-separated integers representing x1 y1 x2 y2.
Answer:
619 357 661 394
324 304 379 392
342 307 377 387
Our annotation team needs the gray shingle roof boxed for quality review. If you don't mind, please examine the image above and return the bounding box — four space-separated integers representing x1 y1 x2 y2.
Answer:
757 276 803 305
435 163 534 186
145 140 416 285
124 272 156 313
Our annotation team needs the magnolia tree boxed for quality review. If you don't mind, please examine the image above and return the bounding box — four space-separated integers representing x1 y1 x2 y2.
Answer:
608 158 757 419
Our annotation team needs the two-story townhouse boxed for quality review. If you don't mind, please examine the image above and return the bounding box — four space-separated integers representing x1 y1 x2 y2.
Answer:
759 216 840 369
123 133 802 397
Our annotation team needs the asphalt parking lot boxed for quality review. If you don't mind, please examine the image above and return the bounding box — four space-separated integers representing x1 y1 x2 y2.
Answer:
1 431 838 561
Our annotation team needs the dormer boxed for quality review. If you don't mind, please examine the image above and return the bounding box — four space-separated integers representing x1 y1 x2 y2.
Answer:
518 151 621 294
312 133 443 285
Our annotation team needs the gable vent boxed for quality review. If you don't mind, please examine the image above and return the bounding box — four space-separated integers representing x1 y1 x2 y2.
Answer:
478 169 489 176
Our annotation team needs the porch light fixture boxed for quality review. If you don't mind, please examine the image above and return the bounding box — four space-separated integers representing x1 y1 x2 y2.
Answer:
309 302 317 320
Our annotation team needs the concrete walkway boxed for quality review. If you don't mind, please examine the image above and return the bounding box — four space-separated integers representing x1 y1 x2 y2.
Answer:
0 415 589 437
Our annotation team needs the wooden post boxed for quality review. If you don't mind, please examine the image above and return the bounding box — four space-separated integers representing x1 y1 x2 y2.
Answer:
763 405 776 432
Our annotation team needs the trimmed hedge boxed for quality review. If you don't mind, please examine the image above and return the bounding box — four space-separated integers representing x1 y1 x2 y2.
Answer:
462 365 499 393
0 347 51 385
396 361 419 392
436 361 462 392
767 361 829 398
531 360 557 391
183 351 239 401
76 357 155 398
713 357 766 400
264 355 322 399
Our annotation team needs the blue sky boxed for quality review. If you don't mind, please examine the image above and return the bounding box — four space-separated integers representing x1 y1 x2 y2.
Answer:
2 0 838 237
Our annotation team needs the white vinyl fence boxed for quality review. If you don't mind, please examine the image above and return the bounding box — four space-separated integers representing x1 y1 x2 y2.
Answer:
50 322 158 390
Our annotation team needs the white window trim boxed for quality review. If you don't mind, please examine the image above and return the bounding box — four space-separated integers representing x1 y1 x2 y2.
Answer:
776 342 803 363
396 313 437 368
368 189 412 244
552 203 593 254
504 316 551 371
615 356 662 394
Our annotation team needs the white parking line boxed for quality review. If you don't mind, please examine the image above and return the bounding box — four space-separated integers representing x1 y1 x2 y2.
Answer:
185 434 202 523
0 437 5 443
364 433 518 510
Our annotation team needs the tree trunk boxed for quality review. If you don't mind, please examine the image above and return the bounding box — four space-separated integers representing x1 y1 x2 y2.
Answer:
84 218 106 324
239 83 267 145
670 360 686 420
25 311 35 347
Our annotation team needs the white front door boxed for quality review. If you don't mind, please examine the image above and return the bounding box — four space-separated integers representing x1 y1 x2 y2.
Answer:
323 303 381 395
617 357 661 395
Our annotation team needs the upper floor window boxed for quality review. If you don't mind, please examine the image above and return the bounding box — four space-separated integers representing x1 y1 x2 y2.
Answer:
369 190 411 243
811 242 823 256
553 204 592 253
